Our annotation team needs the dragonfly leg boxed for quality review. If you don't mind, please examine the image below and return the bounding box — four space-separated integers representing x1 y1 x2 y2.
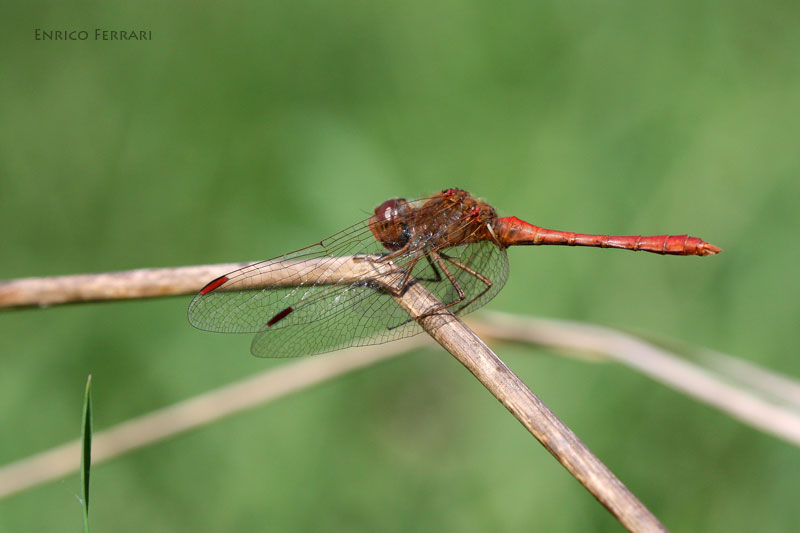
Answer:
352 242 415 293
440 253 493 314
389 253 442 293
372 242 411 263
396 255 422 294
388 251 469 328
390 252 444 284
352 242 410 270
365 255 421 298
411 253 444 283
430 252 466 308
364 244 443 290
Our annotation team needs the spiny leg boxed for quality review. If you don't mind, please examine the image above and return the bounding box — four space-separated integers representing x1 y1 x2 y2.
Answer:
414 253 444 283
389 252 444 292
426 252 466 313
366 254 423 300
373 242 411 263
388 251 468 329
352 241 417 295
370 246 445 296
394 255 424 295
359 242 440 286
440 253 493 314
352 242 411 269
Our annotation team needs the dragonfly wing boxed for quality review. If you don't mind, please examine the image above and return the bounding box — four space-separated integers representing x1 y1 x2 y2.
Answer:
188 219 388 334
249 286 423 358
188 217 430 357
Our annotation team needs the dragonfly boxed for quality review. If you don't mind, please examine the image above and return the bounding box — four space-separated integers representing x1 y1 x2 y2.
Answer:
188 188 720 358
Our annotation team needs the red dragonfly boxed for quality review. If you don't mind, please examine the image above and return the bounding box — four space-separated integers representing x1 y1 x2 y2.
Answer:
189 188 720 357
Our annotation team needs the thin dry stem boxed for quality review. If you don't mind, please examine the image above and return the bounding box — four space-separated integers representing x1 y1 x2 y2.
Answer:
472 313 800 446
0 264 251 308
392 283 666 532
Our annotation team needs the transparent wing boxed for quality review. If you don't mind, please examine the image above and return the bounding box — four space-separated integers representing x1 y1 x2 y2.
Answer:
188 196 509 358
187 218 386 334
248 240 509 358
248 285 423 357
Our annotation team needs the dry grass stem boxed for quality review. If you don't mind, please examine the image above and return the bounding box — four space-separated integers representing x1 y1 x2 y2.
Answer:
472 312 800 447
698 348 800 410
393 283 666 532
0 264 251 308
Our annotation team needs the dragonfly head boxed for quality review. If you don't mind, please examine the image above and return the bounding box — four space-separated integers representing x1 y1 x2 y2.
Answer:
370 197 411 251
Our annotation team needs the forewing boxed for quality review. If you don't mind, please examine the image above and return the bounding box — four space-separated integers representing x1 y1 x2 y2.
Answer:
187 219 388 334
249 286 422 357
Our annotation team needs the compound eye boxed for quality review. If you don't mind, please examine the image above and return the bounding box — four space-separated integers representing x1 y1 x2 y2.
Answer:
370 197 410 251
375 199 395 221
374 198 408 222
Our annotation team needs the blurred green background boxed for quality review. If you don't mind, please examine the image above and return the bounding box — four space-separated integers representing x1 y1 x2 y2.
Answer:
2 1 799 531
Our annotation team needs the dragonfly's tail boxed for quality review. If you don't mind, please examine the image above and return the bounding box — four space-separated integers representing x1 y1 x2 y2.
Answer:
492 216 722 256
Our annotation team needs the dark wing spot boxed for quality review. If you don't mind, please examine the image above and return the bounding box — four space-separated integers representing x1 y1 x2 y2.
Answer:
267 307 294 326
200 276 229 294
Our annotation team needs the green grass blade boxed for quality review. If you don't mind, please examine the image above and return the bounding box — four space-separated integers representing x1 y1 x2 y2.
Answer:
81 375 93 533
